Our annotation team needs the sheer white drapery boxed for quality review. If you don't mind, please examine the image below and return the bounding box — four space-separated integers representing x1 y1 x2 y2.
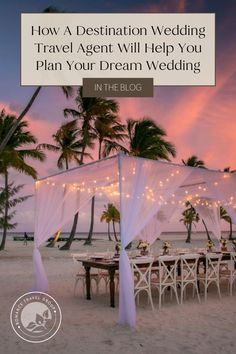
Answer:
33 154 236 327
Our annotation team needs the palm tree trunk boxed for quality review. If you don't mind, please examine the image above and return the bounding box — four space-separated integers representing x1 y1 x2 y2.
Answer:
0 170 9 250
229 219 233 240
202 219 212 241
84 196 95 245
60 212 79 250
108 222 112 241
112 220 118 242
185 223 192 243
98 140 102 160
0 87 42 153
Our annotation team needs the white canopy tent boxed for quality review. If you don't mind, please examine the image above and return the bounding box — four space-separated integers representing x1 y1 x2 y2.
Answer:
33 153 236 327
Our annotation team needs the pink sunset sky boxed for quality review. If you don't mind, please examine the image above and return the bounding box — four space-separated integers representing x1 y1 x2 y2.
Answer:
0 0 236 232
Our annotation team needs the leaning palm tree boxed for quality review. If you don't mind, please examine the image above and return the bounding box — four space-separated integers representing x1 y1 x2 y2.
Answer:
0 6 73 154
220 206 233 240
38 119 90 250
0 110 45 250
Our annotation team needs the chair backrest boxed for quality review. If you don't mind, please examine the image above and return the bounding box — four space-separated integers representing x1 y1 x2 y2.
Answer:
158 255 180 285
206 253 222 280
180 254 200 282
130 258 154 289
230 252 236 276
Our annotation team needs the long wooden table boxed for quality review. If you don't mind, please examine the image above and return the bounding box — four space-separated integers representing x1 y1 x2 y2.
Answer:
77 259 119 307
77 253 231 308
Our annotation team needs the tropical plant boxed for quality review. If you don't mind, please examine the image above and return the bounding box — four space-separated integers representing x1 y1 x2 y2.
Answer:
180 201 200 243
100 204 113 241
100 203 120 242
64 87 119 164
93 113 127 159
181 155 213 242
38 120 88 250
0 110 45 250
0 183 31 232
64 87 120 246
220 206 233 240
125 118 176 160
182 155 206 168
0 6 73 154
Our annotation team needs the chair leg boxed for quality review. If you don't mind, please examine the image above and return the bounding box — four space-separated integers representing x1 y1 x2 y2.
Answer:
159 288 162 309
195 282 201 303
174 285 179 305
148 288 154 310
204 283 208 301
74 278 79 296
217 281 221 299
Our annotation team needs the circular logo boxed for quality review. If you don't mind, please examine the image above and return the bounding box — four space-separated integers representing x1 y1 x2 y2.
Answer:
10 292 62 343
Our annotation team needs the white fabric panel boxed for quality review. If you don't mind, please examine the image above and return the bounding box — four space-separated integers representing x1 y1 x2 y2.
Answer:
33 154 236 327
118 155 192 327
195 203 221 239
139 204 177 244
33 156 118 292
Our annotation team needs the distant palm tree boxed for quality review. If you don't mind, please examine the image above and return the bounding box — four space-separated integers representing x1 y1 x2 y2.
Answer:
38 120 89 250
100 204 113 241
0 110 45 250
182 155 205 168
101 203 120 242
0 6 73 154
181 155 212 242
220 167 236 240
220 206 233 240
126 118 176 160
180 202 200 243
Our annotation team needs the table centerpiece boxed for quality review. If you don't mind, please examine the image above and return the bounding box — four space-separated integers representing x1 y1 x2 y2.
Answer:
220 238 228 252
206 240 215 252
162 241 171 255
137 240 149 256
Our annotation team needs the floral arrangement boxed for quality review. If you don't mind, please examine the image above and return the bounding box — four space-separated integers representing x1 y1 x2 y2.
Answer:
220 239 228 247
137 240 149 251
206 240 215 249
232 239 236 246
162 241 171 250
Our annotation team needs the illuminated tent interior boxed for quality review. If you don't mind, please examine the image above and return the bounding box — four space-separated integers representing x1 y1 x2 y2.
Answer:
33 153 236 327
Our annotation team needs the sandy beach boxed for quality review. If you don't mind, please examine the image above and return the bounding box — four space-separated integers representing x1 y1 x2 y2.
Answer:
0 236 236 354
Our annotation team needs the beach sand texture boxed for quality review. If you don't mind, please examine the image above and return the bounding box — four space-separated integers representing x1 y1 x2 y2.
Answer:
0 236 236 354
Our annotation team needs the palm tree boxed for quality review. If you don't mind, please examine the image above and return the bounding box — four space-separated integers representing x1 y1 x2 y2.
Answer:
220 167 236 240
93 114 127 159
100 204 113 241
64 87 119 163
0 6 73 154
182 155 211 242
0 110 45 250
180 202 200 243
64 87 119 246
0 183 31 234
38 120 89 250
220 206 233 240
182 155 205 168
125 118 176 160
101 203 120 242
